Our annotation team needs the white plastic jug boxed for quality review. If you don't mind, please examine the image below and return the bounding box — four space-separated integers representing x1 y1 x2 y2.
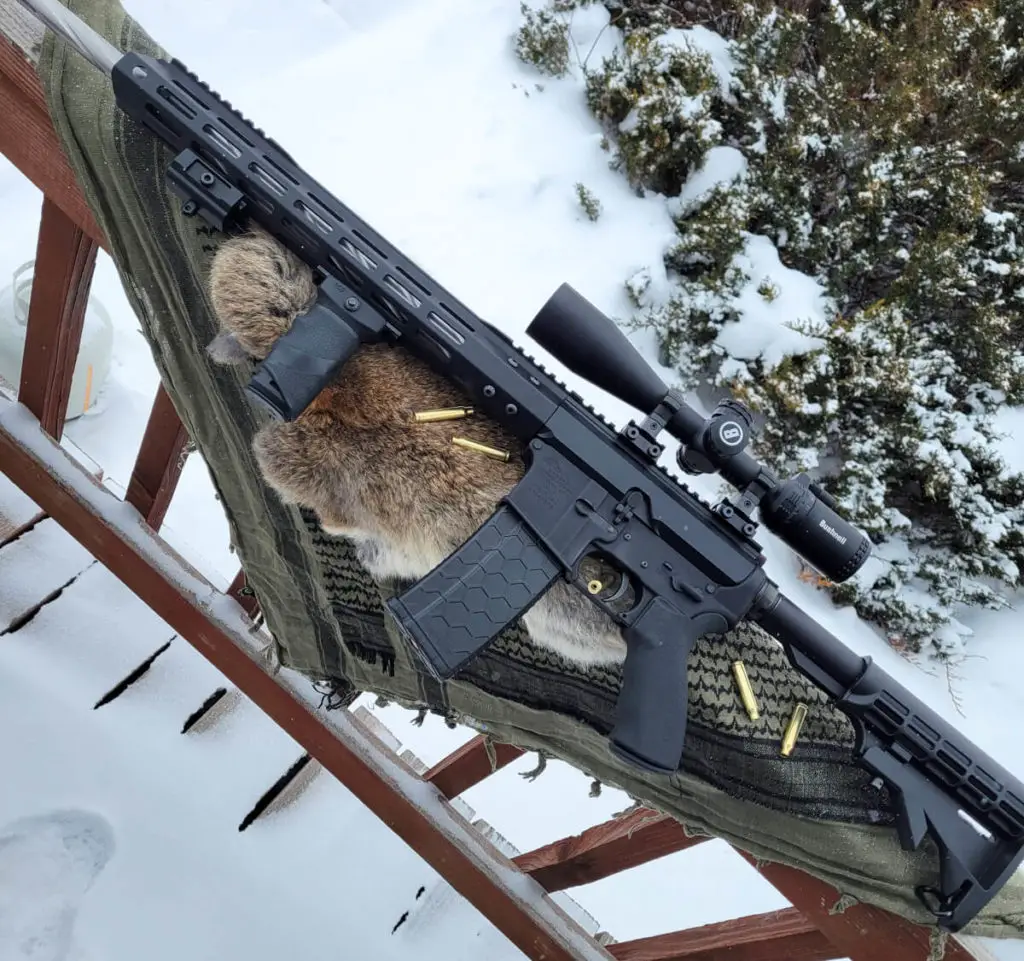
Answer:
0 259 114 421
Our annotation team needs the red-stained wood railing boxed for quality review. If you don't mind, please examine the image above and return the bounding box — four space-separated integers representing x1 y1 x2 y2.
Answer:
0 16 991 961
514 808 705 893
425 735 527 798
124 384 190 530
227 568 261 620
18 196 98 439
608 908 837 961
0 407 611 961
735 852 983 961
0 32 105 249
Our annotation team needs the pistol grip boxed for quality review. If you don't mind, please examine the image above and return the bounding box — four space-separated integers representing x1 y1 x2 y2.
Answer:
386 504 561 679
610 601 725 774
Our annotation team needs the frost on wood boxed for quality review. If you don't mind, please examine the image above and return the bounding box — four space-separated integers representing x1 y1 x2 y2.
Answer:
522 0 1024 656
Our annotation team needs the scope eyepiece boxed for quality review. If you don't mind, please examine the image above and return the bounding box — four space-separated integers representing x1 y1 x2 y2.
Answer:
760 474 871 583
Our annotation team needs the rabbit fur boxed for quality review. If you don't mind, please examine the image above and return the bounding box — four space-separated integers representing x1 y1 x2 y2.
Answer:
205 226 628 668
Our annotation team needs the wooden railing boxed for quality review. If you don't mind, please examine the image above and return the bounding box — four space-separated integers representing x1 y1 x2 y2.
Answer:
0 16 991 961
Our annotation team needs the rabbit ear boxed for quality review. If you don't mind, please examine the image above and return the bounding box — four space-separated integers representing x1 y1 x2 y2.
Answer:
206 330 251 365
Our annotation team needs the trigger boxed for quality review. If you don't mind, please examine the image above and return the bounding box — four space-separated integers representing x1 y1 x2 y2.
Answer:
694 611 729 636
576 552 637 615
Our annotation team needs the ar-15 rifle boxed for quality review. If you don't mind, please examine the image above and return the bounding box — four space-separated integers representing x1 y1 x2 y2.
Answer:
19 0 1024 932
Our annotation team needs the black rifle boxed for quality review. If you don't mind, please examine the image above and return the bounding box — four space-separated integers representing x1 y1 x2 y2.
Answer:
21 0 1023 931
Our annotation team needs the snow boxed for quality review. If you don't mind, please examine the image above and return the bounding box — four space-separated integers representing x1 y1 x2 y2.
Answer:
0 455 39 531
0 516 94 630
0 461 608 961
0 532 552 961
659 25 740 103
717 232 831 367
0 0 1023 958
993 405 1024 478
670 144 749 213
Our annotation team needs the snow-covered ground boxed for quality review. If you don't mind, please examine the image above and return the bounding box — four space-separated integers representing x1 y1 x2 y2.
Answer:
1 0 1023 958
0 473 596 961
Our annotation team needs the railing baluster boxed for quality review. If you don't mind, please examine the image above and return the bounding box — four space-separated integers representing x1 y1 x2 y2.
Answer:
606 908 838 961
227 568 261 619
18 196 98 439
125 384 189 530
425 735 525 798
514 808 706 892
738 851 981 961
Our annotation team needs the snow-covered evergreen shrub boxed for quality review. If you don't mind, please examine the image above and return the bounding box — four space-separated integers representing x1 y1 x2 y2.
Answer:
576 182 604 219
515 0 1024 656
584 27 724 194
514 1 573 77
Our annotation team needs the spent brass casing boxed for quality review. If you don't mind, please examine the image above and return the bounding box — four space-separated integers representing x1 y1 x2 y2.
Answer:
587 579 603 595
781 703 808 757
731 660 760 721
451 436 510 462
413 407 474 423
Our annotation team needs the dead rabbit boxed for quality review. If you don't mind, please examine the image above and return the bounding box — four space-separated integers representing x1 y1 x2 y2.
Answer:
205 226 628 668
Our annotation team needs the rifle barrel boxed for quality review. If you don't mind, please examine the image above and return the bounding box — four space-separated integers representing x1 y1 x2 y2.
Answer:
757 592 867 686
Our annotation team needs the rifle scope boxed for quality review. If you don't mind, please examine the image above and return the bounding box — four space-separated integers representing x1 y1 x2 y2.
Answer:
527 284 872 585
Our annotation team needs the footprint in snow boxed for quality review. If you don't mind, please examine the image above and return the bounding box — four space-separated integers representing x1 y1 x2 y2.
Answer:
0 810 115 961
